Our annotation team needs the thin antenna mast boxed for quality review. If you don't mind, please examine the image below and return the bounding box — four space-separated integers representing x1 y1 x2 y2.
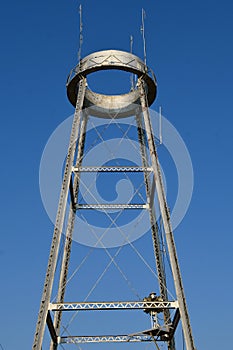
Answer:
141 8 147 66
130 35 133 53
159 106 163 145
130 35 134 90
78 4 83 63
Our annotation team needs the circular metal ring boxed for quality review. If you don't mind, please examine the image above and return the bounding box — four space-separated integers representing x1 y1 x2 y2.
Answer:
66 50 157 117
84 89 141 118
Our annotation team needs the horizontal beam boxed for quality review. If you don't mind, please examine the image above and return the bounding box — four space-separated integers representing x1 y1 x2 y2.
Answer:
49 300 178 311
59 334 154 344
76 204 149 210
73 166 153 172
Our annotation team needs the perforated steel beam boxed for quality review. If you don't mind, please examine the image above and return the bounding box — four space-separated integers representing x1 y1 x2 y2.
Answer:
32 78 86 350
136 113 175 350
50 113 89 350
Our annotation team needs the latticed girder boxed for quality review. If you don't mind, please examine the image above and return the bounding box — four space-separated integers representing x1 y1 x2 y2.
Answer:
49 300 178 311
59 334 159 344
59 323 174 344
75 204 149 209
73 166 153 172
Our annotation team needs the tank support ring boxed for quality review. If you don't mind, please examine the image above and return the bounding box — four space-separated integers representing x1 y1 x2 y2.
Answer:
66 50 157 118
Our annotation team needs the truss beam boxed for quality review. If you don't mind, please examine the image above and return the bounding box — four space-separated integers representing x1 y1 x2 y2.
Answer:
60 335 155 344
75 204 148 210
73 166 153 172
49 300 178 311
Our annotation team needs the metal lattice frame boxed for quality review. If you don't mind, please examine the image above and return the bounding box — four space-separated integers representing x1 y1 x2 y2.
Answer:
73 166 153 172
60 335 159 344
49 301 178 311
33 50 196 350
60 334 166 344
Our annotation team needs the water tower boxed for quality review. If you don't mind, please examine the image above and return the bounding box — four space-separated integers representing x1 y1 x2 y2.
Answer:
33 49 196 350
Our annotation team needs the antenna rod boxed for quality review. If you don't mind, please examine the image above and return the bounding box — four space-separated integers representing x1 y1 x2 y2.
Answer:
130 35 133 54
78 4 83 63
141 8 147 66
130 35 134 90
159 106 163 145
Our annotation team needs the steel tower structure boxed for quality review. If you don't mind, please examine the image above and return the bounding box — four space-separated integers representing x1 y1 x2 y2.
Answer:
33 50 196 350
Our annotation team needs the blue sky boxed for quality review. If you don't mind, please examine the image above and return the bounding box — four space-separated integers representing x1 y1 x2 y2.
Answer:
0 0 233 349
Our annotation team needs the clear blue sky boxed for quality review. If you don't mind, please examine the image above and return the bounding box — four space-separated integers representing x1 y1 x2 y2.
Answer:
0 0 233 349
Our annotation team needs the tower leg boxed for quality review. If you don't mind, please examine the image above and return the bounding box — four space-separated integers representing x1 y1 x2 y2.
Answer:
50 112 88 350
138 79 195 350
136 113 175 350
32 78 86 350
